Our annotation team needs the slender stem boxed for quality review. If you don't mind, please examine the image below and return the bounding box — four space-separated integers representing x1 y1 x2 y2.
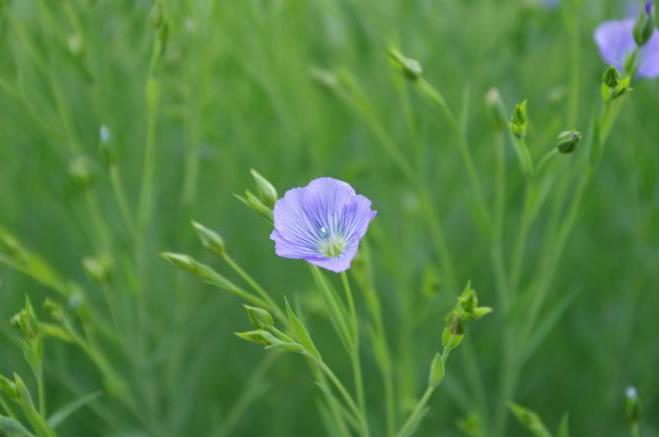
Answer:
36 368 46 417
313 356 368 436
415 78 491 231
341 272 368 436
222 254 285 322
396 343 453 437
630 423 641 437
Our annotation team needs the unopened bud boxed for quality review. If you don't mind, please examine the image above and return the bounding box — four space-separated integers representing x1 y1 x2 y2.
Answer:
235 191 273 221
250 169 278 206
235 329 280 346
244 305 275 330
602 66 620 88
556 130 582 154
634 1 655 46
389 48 423 81
428 352 445 387
509 100 528 140
192 221 226 256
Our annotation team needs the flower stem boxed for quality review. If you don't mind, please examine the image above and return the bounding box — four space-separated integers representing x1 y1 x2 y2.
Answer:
341 272 369 437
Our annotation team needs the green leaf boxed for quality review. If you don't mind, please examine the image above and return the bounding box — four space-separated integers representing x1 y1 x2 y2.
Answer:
285 298 321 360
48 390 102 428
0 415 35 437
556 413 570 437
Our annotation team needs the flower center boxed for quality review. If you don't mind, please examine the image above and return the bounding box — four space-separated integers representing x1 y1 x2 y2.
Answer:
318 232 347 258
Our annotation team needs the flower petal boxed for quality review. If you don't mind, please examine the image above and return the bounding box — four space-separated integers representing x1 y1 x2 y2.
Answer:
594 19 636 71
638 31 659 78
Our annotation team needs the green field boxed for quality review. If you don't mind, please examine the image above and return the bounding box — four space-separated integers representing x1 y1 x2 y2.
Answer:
1 0 658 436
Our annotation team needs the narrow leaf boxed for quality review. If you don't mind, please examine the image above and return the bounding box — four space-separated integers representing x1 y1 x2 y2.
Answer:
48 391 102 428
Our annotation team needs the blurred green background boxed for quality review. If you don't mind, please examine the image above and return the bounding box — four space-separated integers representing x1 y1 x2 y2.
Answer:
1 0 658 435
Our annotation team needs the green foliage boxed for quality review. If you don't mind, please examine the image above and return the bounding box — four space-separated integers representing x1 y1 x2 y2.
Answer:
0 0 658 436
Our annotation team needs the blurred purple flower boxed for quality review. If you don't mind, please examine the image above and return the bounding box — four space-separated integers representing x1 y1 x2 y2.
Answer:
594 18 659 78
270 177 376 273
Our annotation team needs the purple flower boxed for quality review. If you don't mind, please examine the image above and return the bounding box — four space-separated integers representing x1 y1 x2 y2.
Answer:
594 18 659 78
270 177 376 273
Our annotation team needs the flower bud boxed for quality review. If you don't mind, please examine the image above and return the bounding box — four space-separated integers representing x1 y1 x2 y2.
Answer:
388 48 423 81
428 352 445 387
235 329 280 346
634 1 655 46
250 169 278 206
235 191 273 221
458 282 478 314
267 342 305 354
243 305 275 330
442 313 465 349
10 305 39 340
509 100 528 140
556 130 582 154
192 221 226 256
602 66 620 88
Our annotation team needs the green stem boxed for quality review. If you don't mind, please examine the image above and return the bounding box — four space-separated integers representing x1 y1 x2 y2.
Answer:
341 272 368 436
415 78 491 231
222 254 286 322
396 344 453 437
630 423 641 437
313 356 368 437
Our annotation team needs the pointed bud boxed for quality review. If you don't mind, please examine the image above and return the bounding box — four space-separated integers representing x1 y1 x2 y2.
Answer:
10 298 39 340
509 100 528 140
458 282 478 314
556 130 582 154
235 330 280 346
428 352 446 387
388 48 423 81
160 252 196 273
267 342 305 354
602 66 620 88
192 221 226 256
634 1 655 46
243 305 275 330
250 169 278 206
235 191 273 220
442 311 465 349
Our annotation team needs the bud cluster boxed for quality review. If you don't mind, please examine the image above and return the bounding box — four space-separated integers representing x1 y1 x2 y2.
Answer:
600 66 632 102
